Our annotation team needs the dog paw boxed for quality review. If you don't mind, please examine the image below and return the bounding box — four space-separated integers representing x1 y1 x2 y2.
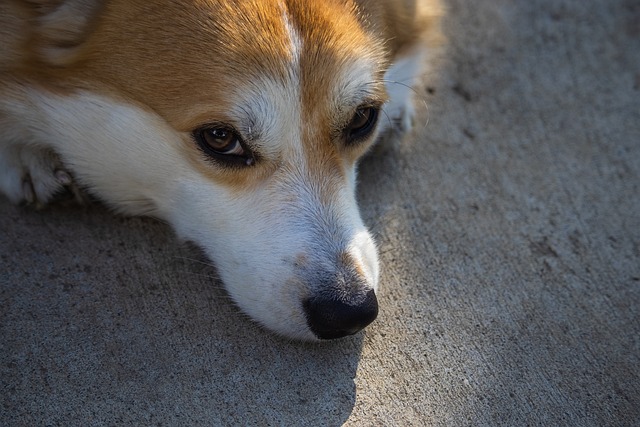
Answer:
0 145 81 207
381 96 418 136
394 101 416 133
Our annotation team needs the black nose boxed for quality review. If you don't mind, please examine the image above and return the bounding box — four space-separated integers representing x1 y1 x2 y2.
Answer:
304 289 378 339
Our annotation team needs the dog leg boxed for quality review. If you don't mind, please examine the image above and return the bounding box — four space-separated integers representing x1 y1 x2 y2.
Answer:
381 44 428 134
0 143 79 207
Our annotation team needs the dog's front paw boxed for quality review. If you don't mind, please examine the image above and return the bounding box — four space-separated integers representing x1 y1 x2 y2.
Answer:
0 145 80 207
394 101 416 133
381 93 418 136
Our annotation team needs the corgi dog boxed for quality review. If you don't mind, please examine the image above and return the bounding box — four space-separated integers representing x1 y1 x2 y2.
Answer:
0 0 441 340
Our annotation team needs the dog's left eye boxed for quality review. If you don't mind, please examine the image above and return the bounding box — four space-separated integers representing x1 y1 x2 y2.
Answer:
345 106 379 142
193 126 254 166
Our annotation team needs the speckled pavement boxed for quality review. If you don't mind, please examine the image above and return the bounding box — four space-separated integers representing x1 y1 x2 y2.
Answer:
2 0 639 425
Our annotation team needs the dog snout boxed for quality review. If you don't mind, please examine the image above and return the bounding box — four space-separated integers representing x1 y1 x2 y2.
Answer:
304 288 378 339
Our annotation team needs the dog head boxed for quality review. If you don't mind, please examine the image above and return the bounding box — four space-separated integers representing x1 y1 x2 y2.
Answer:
20 0 399 340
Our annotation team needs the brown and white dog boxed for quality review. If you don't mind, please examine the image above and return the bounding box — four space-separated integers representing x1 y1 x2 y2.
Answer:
0 0 441 340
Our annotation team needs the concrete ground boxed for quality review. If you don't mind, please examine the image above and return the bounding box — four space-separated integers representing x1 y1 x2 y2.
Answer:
2 0 639 425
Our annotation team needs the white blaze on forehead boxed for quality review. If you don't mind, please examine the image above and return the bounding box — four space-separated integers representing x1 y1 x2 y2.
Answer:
228 3 306 160
233 78 302 160
280 2 303 72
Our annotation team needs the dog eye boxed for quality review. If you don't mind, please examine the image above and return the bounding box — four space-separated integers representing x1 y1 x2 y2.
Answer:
193 126 255 166
346 106 379 142
201 128 243 155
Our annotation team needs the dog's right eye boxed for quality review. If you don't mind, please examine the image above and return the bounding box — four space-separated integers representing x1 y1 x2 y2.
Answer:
344 106 379 143
193 126 255 167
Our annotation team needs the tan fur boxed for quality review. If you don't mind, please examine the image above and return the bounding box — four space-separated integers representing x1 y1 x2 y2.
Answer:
355 0 443 53
0 0 442 339
1 0 440 149
3 0 440 190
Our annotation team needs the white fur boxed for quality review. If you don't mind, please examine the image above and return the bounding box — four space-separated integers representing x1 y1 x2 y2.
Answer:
0 68 380 339
281 3 303 72
381 44 429 134
0 5 427 340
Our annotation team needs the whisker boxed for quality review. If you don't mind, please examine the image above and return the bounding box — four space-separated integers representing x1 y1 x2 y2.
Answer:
174 255 217 268
380 108 394 130
382 78 432 131
381 78 426 99
181 271 221 280
110 198 161 216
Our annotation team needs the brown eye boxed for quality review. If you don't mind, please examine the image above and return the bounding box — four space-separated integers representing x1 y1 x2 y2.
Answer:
193 126 255 167
201 128 244 155
346 106 379 142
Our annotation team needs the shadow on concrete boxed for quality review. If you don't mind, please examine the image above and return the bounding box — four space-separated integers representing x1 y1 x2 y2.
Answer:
1 202 363 425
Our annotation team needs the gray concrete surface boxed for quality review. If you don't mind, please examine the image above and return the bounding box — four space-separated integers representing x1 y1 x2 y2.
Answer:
2 0 639 425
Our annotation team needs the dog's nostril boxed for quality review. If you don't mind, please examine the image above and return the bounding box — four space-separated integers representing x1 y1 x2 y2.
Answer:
304 289 378 340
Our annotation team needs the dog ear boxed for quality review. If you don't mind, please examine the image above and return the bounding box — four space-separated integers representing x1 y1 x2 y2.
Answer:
26 0 103 66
